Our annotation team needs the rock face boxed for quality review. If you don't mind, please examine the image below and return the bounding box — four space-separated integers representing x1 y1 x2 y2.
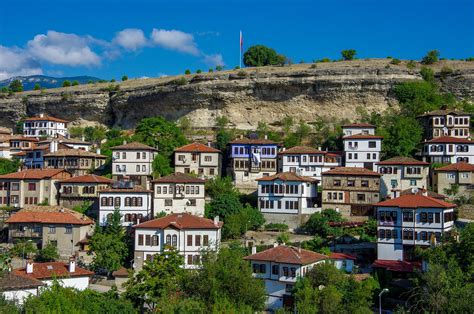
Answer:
1 60 473 130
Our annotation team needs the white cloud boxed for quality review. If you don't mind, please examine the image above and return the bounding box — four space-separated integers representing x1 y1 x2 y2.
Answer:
113 28 147 51
203 53 225 67
150 29 199 55
27 30 101 66
0 46 43 80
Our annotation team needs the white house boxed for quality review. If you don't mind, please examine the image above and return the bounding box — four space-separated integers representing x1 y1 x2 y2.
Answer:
421 136 473 164
174 142 221 179
133 213 222 270
13 259 93 291
342 123 376 137
111 142 158 188
329 252 356 273
23 114 68 138
375 157 430 199
0 272 44 305
99 182 153 227
417 109 471 140
152 173 206 217
375 193 455 262
278 146 341 181
244 245 328 310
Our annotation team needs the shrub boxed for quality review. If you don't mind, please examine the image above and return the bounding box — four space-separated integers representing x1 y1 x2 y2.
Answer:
420 66 435 83
173 77 188 86
390 58 401 65
215 65 224 71
440 66 454 79
385 64 390 69
208 68 214 73
196 69 202 74
237 70 247 77
341 49 356 61
72 81 79 86
264 223 289 232
185 69 191 75
421 50 440 65
406 60 417 69
234 66 240 69
466 57 474 62
110 79 116 82
9 79 23 92
62 80 71 87
107 84 120 92
33 83 41 90
121 75 128 81
310 64 317 68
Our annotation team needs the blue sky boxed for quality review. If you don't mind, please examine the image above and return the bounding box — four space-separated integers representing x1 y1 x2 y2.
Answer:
0 0 473 80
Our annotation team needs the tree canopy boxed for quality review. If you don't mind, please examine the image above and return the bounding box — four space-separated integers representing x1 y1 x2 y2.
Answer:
8 80 23 92
243 45 286 67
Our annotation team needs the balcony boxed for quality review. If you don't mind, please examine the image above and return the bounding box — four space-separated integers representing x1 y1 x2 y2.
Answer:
12 231 41 238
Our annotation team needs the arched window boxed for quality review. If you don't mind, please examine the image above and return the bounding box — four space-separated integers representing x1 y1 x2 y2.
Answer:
166 235 171 246
124 214 131 222
89 186 95 194
114 197 121 207
172 235 177 247
138 214 143 220
125 197 131 207
131 214 137 223
106 213 113 222
137 197 143 207
107 197 113 206
131 197 137 207
82 186 88 194
152 235 159 246
101 197 107 206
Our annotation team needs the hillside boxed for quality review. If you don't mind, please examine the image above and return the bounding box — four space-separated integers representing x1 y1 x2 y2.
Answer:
0 59 473 130
0 75 102 91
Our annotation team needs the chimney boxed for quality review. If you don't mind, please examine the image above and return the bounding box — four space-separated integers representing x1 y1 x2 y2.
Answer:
39 113 44 118
251 246 257 255
96 148 101 155
123 139 127 145
69 257 76 273
273 242 278 248
214 216 219 227
49 140 57 153
264 134 268 140
136 218 140 225
239 134 243 139
26 260 34 274
207 141 212 147
81 136 85 142
318 146 322 151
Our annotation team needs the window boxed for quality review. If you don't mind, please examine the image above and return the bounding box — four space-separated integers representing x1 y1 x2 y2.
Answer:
403 211 413 222
142 152 146 159
403 229 414 240
290 267 296 277
187 235 193 246
357 194 366 202
138 234 144 245
204 156 212 162
210 168 215 175
114 197 121 207
136 165 140 172
172 235 177 247
361 180 369 187
272 265 279 275
188 255 193 265
410 179 417 186
142 165 146 172
65 226 72 234
333 180 341 187
428 213 434 223
28 183 36 191
156 186 161 194
136 152 141 159
203 235 209 246
145 235 151 245
435 212 440 223
347 180 355 187
252 264 259 273
165 199 172 206
11 183 19 191
283 266 289 277
259 264 266 274
166 235 171 245
195 235 201 246
48 226 56 234
420 212 428 223
368 141 376 148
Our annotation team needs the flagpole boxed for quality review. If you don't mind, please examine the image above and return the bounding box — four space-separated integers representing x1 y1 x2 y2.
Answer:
239 30 242 69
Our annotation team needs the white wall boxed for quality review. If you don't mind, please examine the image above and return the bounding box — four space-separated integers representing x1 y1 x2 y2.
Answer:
42 276 90 291
99 192 152 226
112 149 156 176
2 288 38 305
153 183 205 216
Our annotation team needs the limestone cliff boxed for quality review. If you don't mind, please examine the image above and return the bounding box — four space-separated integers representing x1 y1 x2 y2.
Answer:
1 59 473 130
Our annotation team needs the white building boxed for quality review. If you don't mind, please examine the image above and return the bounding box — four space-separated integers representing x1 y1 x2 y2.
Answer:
23 114 68 138
152 173 206 217
111 142 158 188
133 213 222 270
244 245 328 310
329 252 356 273
13 259 93 291
417 109 471 140
0 272 44 305
421 136 473 164
375 157 430 199
278 146 341 181
99 182 152 227
375 194 455 262
174 142 221 179
342 123 377 137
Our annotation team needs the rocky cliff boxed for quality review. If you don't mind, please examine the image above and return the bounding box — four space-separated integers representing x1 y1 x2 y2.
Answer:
1 59 473 130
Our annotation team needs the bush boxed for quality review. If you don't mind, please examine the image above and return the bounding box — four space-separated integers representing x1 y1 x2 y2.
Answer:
33 83 41 90
121 75 128 81
62 80 71 87
420 66 435 83
208 68 214 73
234 66 240 69
173 77 188 86
107 84 120 92
341 49 356 61
196 69 202 74
185 69 191 75
264 223 289 232
237 70 247 77
243 45 283 67
72 80 79 86
215 65 224 71
466 57 474 62
440 66 453 79
9 80 23 92
406 60 417 69
390 58 401 65
110 79 116 82
421 50 440 65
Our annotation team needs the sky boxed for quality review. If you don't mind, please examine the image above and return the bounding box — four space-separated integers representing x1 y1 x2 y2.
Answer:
0 0 473 80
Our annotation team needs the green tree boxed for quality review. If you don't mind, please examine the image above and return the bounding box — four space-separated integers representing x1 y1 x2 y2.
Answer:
72 201 91 214
10 240 37 258
9 80 23 92
277 232 290 244
152 154 174 177
184 69 191 75
0 295 18 314
106 128 122 140
205 193 242 220
68 126 84 138
205 176 239 199
215 65 224 71
295 120 311 144
341 49 357 61
421 50 440 65
124 248 184 310
303 209 344 237
443 183 460 197
62 80 71 87
380 115 423 158
121 75 128 81
72 80 79 86
0 158 19 175
84 126 107 144
35 242 59 262
196 69 202 73
243 45 282 67
33 83 41 90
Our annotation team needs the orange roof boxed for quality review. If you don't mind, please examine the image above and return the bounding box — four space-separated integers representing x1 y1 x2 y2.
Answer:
372 260 420 272
400 188 446 200
343 134 383 140
244 245 328 265
322 167 381 177
0 169 68 180
375 194 455 209
342 123 375 128
134 213 223 229
256 172 317 182
376 156 429 166
44 149 105 158
229 138 278 145
329 252 357 260
152 172 205 184
60 174 113 184
279 146 327 155
6 206 94 225
425 136 472 144
435 162 474 172
23 115 68 123
110 142 157 151
13 262 93 280
175 142 220 153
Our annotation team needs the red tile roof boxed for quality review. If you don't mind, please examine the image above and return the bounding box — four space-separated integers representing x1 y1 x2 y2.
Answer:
0 169 68 180
256 172 317 182
329 252 357 260
377 156 429 166
279 146 327 155
244 245 328 265
175 142 220 153
6 206 94 225
372 260 420 272
13 262 93 280
229 138 278 145
134 213 222 229
419 109 469 117
0 272 44 291
23 115 68 123
60 174 113 184
375 194 455 209
400 188 446 200
424 136 472 144
322 167 381 177
152 172 205 184
110 142 157 151
343 134 383 140
342 123 375 128
112 267 129 278
435 162 474 172
44 149 106 158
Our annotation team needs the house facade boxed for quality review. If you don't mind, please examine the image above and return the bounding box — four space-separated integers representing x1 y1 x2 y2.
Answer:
0 272 44 305
227 138 280 191
6 206 94 258
133 213 222 270
433 162 474 198
417 109 471 140
421 136 473 164
98 182 152 227
375 157 430 199
278 146 341 181
244 245 328 310
22 114 68 138
321 167 381 217
0 169 71 208
375 194 455 261
111 142 158 189
44 149 106 176
174 142 221 179
152 173 206 217
256 172 319 227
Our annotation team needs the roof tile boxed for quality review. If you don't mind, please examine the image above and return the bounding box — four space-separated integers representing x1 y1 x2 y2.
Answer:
244 245 328 265
13 262 93 280
435 162 474 172
256 172 318 182
376 156 429 166
175 142 220 153
424 136 472 144
322 167 381 177
60 174 113 184
375 194 455 208
152 172 205 184
0 169 68 180
110 142 157 151
6 206 94 225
